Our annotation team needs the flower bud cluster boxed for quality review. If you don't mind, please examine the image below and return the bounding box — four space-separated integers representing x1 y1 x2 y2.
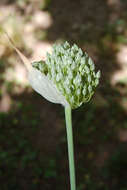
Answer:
32 42 100 109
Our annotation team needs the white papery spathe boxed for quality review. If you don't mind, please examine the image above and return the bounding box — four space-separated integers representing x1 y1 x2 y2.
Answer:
28 67 69 106
6 34 69 107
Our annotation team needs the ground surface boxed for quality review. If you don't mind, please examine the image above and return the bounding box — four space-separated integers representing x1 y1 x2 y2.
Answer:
0 0 127 189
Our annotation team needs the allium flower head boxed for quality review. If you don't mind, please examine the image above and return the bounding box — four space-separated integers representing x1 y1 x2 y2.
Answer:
32 41 100 109
5 33 100 109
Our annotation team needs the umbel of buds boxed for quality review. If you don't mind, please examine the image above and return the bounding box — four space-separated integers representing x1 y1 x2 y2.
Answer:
32 42 100 109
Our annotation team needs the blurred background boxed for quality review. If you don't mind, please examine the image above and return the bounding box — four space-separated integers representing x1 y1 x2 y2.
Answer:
0 0 127 189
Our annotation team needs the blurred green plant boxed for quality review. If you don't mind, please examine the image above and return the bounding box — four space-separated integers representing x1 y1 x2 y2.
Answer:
41 0 51 10
102 144 127 189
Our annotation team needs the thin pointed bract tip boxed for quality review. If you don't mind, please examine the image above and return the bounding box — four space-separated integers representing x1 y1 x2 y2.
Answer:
3 30 32 71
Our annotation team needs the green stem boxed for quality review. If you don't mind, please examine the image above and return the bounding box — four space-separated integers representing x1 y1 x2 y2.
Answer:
65 105 76 190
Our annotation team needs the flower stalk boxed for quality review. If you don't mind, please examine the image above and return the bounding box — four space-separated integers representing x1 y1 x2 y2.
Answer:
65 105 76 190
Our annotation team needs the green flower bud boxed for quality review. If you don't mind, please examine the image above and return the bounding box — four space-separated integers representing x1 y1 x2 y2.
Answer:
32 41 100 109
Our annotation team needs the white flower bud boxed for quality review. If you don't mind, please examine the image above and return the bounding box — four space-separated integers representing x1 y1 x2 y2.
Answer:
82 87 87 96
88 85 92 93
77 88 81 95
96 70 101 79
88 75 92 83
84 65 90 74
95 78 99 86
66 87 71 94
